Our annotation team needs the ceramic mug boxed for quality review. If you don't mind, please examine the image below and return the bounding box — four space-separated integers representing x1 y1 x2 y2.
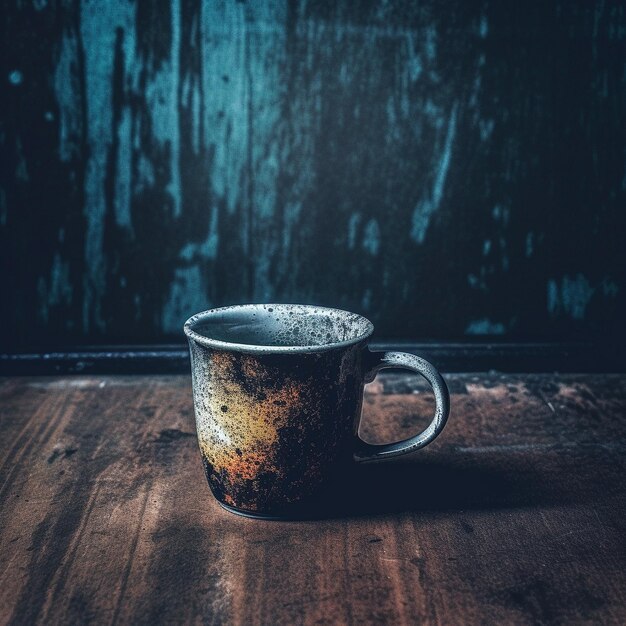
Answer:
184 304 450 518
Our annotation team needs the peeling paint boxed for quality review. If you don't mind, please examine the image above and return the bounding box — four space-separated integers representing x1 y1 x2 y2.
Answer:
163 266 209 334
479 15 489 38
2 1 625 347
411 102 458 244
424 25 437 61
8 70 23 85
80 0 136 333
465 319 506 335
114 106 133 229
492 204 510 226
200 0 248 215
54 32 80 163
548 275 596 321
136 155 155 191
363 219 381 256
479 118 494 141
347 213 361 250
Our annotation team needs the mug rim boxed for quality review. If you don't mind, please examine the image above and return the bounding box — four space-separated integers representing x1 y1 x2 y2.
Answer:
183 303 374 354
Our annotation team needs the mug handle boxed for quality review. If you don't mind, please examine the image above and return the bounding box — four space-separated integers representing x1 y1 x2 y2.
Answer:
355 351 450 462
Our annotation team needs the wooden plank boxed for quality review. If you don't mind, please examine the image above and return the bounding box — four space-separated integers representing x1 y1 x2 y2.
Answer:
0 374 625 625
3 1 626 349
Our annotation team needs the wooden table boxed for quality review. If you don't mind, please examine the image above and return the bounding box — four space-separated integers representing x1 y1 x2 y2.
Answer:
1 373 625 625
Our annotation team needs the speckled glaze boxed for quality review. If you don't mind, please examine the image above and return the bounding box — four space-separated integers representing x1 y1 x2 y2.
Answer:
185 304 450 517
188 340 364 514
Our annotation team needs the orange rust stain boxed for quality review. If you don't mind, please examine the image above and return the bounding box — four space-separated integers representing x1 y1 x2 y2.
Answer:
241 356 264 381
195 353 322 491
211 350 235 370
193 350 337 509
221 451 267 481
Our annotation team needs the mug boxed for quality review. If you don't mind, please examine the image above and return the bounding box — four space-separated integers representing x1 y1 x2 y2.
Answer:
184 304 450 518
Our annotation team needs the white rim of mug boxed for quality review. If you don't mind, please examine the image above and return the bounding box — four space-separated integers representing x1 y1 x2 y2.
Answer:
183 303 374 354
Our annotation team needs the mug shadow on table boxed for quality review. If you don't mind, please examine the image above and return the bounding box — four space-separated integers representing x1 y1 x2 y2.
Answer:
297 451 590 521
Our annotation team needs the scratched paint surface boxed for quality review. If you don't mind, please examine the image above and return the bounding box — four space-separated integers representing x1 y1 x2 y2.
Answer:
1 1 625 349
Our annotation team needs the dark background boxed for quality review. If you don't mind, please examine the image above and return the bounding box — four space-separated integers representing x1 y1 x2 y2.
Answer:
2 0 625 351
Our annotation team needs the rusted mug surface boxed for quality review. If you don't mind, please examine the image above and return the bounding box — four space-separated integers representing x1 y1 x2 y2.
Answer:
184 304 450 518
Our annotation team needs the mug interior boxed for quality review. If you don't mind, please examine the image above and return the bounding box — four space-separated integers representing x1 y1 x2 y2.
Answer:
184 304 373 353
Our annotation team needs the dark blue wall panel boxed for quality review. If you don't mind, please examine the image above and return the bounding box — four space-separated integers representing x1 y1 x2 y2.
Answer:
1 1 625 348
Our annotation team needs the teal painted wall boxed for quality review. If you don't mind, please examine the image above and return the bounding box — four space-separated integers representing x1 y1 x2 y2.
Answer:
1 1 625 348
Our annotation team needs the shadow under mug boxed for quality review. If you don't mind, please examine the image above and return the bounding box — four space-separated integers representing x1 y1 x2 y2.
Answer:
184 304 450 519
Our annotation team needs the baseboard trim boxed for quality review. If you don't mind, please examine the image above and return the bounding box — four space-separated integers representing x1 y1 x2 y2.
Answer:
1 342 623 375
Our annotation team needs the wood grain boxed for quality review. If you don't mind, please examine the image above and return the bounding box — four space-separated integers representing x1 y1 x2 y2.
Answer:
0 373 625 625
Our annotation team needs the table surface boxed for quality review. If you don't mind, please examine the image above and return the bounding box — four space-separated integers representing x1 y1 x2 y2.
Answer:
0 373 625 625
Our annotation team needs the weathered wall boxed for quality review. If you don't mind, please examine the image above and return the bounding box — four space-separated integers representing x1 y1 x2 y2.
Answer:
1 0 625 348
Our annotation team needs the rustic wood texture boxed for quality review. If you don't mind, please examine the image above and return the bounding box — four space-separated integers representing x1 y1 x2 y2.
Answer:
1 372 625 625
2 1 626 348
